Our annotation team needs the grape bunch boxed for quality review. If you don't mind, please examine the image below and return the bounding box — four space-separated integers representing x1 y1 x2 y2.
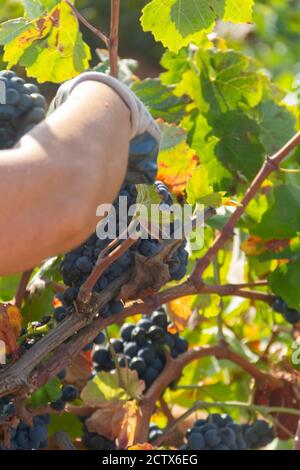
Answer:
56 182 188 322
50 384 79 412
0 70 46 149
92 308 188 389
272 297 300 325
0 414 50 450
241 420 275 449
181 414 274 450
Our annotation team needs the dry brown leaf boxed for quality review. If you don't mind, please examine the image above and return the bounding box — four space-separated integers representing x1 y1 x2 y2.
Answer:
120 253 170 301
0 303 22 356
117 401 142 449
65 351 92 388
85 401 125 441
85 399 141 448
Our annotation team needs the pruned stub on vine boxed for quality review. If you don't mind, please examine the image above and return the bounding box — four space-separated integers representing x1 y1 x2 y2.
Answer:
254 372 300 440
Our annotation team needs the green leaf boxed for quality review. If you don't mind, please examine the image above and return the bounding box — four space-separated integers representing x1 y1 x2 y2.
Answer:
141 0 254 53
253 184 300 239
257 100 296 155
131 79 186 124
23 0 60 19
212 111 265 180
269 258 300 309
160 49 190 86
160 122 187 151
21 283 55 323
193 49 263 114
186 165 213 205
0 18 30 45
184 112 232 190
28 377 61 408
49 412 82 439
0 274 21 302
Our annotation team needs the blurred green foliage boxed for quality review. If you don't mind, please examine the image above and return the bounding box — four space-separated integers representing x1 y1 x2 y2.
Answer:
220 0 300 94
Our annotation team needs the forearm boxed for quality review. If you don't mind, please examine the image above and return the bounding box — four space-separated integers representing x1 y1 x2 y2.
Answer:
0 82 131 275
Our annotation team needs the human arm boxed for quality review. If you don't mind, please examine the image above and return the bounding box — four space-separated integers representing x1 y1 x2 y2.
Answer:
0 81 131 275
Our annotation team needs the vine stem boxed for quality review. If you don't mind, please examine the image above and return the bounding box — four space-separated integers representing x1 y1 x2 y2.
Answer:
109 0 120 77
14 269 33 309
134 344 284 443
154 400 300 447
65 0 109 47
0 277 273 398
79 236 136 304
192 131 300 283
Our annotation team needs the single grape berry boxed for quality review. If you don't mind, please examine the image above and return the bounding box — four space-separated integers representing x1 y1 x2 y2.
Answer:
61 385 78 402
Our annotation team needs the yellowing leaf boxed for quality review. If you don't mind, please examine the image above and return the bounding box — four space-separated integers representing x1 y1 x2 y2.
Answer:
0 303 22 356
167 296 193 332
186 165 212 205
224 0 254 23
3 16 51 67
81 371 128 405
221 197 242 207
2 2 91 83
7 305 22 336
158 140 198 196
80 368 145 406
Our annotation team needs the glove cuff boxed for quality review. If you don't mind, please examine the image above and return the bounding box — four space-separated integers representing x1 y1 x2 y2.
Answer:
54 72 161 144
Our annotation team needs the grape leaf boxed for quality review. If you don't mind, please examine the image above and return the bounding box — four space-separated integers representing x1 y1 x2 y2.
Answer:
0 304 22 356
186 165 213 205
157 126 197 194
22 283 55 323
212 111 264 180
23 0 60 19
81 368 144 406
81 372 128 405
184 112 232 190
0 274 21 302
49 412 82 439
141 0 254 53
167 296 194 332
28 377 61 408
131 79 186 124
269 259 300 310
224 0 254 23
1 1 91 83
160 49 190 86
0 18 31 44
257 100 296 154
160 122 187 151
253 184 300 239
197 49 263 113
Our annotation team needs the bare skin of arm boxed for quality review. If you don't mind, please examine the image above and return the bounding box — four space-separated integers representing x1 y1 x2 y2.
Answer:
0 81 131 275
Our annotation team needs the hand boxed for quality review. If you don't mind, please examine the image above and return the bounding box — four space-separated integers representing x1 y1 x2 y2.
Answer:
52 72 162 185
